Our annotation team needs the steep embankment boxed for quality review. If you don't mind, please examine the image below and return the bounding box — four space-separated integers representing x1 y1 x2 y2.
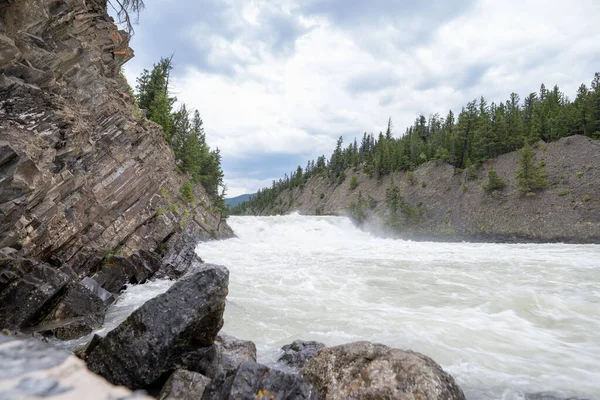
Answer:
250 136 600 242
0 0 232 335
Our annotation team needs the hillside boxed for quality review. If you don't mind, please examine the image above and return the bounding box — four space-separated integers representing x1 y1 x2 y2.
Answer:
236 136 600 243
225 193 255 207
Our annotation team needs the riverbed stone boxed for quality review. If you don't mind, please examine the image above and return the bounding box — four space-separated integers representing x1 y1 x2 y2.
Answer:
279 340 326 370
302 341 466 400
87 264 229 389
158 369 211 400
202 361 317 400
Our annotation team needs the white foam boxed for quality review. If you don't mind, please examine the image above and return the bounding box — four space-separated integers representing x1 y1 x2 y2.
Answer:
197 215 600 400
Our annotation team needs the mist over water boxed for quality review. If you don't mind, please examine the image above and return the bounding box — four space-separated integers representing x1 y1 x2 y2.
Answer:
197 214 600 400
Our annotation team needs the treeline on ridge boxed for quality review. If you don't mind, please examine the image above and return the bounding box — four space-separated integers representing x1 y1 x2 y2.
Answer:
231 73 600 215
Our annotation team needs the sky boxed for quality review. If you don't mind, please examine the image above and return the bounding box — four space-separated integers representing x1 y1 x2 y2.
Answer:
120 0 600 197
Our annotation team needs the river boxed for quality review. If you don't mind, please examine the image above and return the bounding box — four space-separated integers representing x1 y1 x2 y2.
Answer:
77 214 600 399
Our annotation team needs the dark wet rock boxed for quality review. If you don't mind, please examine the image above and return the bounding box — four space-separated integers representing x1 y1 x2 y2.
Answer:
0 264 69 329
0 333 151 399
279 340 325 370
177 333 257 379
87 265 229 389
158 369 211 400
155 230 205 280
302 341 466 400
215 333 257 376
73 333 103 361
202 361 317 400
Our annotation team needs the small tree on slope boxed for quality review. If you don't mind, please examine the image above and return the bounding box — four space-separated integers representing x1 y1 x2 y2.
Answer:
515 142 547 194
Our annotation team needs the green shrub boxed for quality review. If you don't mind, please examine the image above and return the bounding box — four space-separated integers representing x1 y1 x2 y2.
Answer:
421 181 427 188
577 171 583 178
349 176 359 190
179 181 194 203
406 171 416 185
516 142 547 194
462 183 468 193
582 194 591 202
556 189 571 196
337 171 346 185
483 169 506 193
319 192 325 199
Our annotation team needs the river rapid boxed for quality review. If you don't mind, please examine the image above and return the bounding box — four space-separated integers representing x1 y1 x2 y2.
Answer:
74 214 600 400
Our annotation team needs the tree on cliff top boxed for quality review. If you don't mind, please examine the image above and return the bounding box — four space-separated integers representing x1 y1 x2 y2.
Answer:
108 0 145 34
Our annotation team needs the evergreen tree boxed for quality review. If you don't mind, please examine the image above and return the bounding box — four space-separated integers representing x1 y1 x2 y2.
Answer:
516 142 547 194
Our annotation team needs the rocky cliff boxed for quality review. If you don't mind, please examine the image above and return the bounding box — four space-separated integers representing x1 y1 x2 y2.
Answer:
248 136 600 242
0 0 232 334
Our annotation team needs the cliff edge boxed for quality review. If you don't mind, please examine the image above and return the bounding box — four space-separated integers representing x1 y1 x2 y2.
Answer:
0 0 232 334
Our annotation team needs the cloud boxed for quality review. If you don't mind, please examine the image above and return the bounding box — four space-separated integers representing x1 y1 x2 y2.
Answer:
345 70 401 94
123 0 600 196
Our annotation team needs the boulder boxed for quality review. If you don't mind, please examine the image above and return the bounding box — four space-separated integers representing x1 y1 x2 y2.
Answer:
215 333 257 376
92 250 162 294
0 333 151 399
158 369 211 400
278 340 325 370
202 362 317 400
87 264 229 389
0 264 69 330
302 342 466 400
177 333 256 379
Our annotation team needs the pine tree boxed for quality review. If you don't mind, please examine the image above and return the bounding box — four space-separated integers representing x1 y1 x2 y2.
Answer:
483 169 506 193
516 142 547 194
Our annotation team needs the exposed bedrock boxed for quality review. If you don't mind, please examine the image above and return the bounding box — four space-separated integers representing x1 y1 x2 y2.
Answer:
0 0 232 334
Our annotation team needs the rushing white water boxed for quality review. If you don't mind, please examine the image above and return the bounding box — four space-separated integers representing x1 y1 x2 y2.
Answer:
64 214 600 400
197 214 600 400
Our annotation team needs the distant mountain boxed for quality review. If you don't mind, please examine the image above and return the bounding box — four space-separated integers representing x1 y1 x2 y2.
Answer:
225 193 255 207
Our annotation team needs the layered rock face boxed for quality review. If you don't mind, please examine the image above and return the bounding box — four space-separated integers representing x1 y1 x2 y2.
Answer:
0 0 232 334
0 0 231 269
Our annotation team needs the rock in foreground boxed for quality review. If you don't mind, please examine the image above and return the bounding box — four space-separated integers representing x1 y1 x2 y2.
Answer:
202 361 316 400
87 265 229 389
302 341 465 400
0 333 150 399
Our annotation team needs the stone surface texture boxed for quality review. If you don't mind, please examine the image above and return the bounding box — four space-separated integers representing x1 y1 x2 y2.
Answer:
0 0 232 334
0 333 151 399
158 369 211 400
302 341 466 400
278 340 326 371
202 361 317 400
86 265 229 389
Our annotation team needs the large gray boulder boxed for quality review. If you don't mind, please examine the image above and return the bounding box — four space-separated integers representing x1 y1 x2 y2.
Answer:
202 362 317 400
302 342 465 400
87 264 229 389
